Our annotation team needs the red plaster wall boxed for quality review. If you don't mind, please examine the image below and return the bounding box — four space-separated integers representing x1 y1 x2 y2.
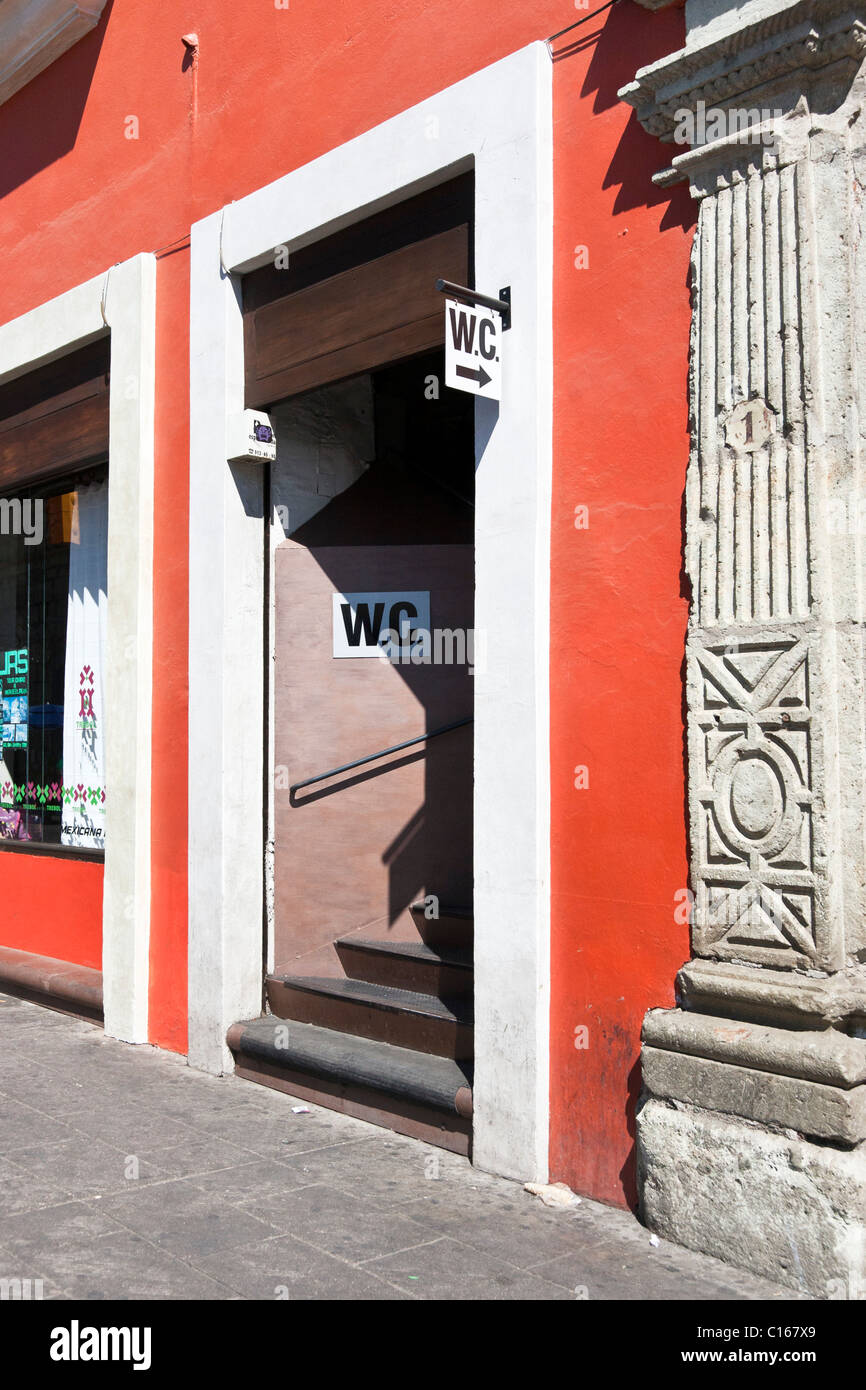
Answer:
548 5 695 1206
0 856 102 970
148 246 190 1053
0 0 694 1202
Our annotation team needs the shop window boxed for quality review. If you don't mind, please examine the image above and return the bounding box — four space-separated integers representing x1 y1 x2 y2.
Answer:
0 465 108 851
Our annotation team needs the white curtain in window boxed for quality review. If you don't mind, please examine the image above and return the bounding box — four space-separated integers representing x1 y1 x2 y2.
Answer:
62 480 108 849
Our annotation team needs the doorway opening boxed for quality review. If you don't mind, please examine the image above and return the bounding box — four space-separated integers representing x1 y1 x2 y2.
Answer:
230 342 478 1152
226 172 480 1150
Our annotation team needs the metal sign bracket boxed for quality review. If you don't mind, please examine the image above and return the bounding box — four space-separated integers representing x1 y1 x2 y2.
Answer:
435 278 511 331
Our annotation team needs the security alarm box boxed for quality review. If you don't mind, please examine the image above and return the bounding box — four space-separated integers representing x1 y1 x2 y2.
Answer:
228 410 277 463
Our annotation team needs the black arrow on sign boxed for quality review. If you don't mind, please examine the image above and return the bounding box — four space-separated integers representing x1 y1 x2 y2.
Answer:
456 363 492 389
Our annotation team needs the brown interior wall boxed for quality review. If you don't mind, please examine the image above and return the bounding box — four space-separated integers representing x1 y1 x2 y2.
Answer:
273 542 474 977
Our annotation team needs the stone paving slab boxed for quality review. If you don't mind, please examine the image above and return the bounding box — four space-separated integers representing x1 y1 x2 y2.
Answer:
0 993 804 1301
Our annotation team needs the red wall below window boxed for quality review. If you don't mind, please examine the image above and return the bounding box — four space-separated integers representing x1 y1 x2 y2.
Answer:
0 854 102 970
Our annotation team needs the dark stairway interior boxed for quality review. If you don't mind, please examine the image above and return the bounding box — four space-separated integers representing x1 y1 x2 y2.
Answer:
228 902 474 1154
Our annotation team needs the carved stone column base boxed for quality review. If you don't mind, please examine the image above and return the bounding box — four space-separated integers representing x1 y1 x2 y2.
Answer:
638 1096 866 1297
639 1000 866 1291
678 959 866 1030
645 1021 866 1141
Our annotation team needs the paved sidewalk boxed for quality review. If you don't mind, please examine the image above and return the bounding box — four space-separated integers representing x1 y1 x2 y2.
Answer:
0 993 799 1301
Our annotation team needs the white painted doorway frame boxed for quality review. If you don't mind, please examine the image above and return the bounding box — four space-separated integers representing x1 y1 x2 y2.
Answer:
188 41 552 1181
0 255 157 1043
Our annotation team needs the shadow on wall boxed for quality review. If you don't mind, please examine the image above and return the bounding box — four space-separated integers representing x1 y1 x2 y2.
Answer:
278 465 475 946
621 1051 643 1206
0 0 114 202
552 0 696 235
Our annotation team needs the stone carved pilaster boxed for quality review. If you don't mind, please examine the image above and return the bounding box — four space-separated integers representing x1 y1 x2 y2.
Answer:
684 120 865 983
621 0 866 1296
682 88 866 991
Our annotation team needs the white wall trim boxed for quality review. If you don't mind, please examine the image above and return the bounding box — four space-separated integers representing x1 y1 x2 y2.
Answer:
0 256 156 1043
188 42 553 1181
0 0 108 108
187 237 263 1073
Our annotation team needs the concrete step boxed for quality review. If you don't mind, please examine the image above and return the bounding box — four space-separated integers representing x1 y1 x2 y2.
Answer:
335 935 473 997
266 974 474 1060
227 1015 472 1153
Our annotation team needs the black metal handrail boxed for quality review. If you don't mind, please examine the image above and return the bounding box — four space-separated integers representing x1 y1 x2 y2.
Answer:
289 717 473 797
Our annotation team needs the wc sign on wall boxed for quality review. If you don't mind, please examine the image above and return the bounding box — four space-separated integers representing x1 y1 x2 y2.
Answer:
444 298 501 399
333 592 431 659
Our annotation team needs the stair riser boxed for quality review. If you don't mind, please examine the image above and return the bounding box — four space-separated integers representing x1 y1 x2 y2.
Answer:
410 909 474 950
267 979 473 1060
335 942 472 997
231 1054 471 1155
